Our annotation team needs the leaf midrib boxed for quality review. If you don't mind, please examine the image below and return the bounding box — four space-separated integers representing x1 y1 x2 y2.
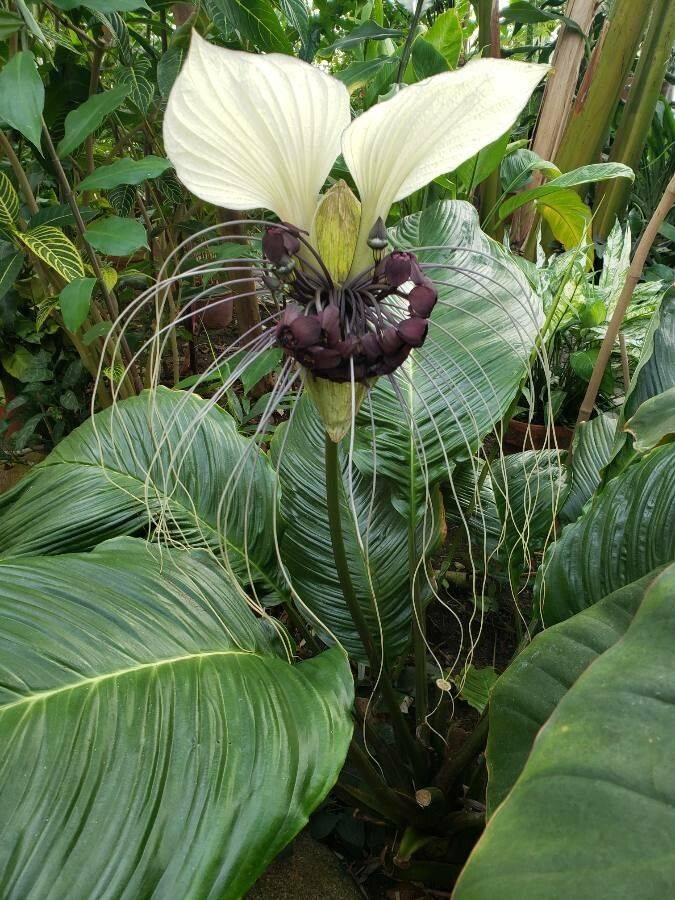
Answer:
0 648 259 715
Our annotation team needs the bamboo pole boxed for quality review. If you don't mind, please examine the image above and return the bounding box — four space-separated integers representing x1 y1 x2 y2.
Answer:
554 0 652 174
593 0 675 241
576 172 675 428
510 0 599 247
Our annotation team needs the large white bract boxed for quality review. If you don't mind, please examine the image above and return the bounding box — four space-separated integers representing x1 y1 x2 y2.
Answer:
163 31 548 275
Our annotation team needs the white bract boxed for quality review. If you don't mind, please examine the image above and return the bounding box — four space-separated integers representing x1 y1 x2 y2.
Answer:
164 31 548 276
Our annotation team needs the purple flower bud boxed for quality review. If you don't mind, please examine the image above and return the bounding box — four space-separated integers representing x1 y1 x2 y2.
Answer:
408 282 437 318
409 257 425 285
379 326 404 355
384 251 414 287
262 225 301 264
360 332 382 363
398 316 428 347
376 344 411 375
276 308 322 350
305 346 343 370
319 305 341 346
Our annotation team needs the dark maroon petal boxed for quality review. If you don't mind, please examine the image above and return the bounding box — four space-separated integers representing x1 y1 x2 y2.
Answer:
376 343 412 375
397 316 428 347
408 283 437 318
384 251 413 287
280 303 301 325
360 332 382 362
308 346 343 370
319 305 341 345
336 335 359 357
290 315 322 348
379 325 404 355
279 224 301 256
262 227 287 263
409 256 425 285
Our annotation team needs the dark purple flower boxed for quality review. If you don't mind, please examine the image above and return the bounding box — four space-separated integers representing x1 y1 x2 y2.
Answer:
398 316 428 347
376 343 412 375
359 332 382 363
384 251 414 287
379 326 404 355
408 281 437 318
262 225 301 264
276 306 322 350
319 305 341 346
304 346 343 370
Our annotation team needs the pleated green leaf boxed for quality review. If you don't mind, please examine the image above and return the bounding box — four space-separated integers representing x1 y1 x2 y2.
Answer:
357 201 541 518
486 569 663 816
272 395 439 662
537 443 675 626
559 411 617 524
455 564 675 900
0 538 353 899
15 225 85 282
0 387 279 593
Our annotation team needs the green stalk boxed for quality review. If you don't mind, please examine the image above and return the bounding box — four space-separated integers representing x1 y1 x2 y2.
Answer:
324 433 427 779
555 0 652 174
475 0 501 234
594 0 675 240
396 0 426 83
408 453 427 733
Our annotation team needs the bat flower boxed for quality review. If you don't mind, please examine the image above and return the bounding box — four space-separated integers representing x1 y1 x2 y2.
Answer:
160 31 547 439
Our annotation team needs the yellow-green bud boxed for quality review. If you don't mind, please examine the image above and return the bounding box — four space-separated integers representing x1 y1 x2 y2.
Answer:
303 371 369 443
310 180 361 285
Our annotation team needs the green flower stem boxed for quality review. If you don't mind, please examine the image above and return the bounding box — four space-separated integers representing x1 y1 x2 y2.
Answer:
408 474 428 734
324 432 427 780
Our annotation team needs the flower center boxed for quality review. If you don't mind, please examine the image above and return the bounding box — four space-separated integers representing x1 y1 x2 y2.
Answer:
263 224 438 383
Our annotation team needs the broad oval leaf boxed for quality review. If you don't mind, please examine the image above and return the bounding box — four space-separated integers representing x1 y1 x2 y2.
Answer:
0 387 279 594
456 564 675 900
77 155 172 191
84 215 148 256
0 538 353 899
537 443 675 625
57 84 130 158
0 249 23 301
16 225 85 282
58 276 95 331
486 569 663 816
0 51 44 150
624 385 675 453
357 201 542 513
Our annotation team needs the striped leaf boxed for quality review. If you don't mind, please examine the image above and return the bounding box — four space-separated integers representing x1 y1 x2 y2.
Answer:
0 171 20 226
16 225 85 282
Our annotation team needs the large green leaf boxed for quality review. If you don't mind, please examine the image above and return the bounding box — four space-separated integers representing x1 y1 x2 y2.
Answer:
0 538 353 899
0 387 278 593
559 412 616 525
0 170 20 226
537 443 675 625
272 395 435 662
455 564 675 900
208 0 291 53
624 386 675 453
0 51 44 150
498 163 634 221
486 569 663 816
57 84 130 158
357 201 542 515
84 215 148 255
77 155 172 191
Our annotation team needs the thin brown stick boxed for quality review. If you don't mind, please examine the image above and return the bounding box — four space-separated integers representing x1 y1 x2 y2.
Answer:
576 172 675 427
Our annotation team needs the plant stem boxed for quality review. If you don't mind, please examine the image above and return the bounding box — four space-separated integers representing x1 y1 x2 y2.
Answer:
40 120 143 396
396 0 426 83
576 171 675 428
434 714 489 795
408 478 427 733
324 432 427 779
